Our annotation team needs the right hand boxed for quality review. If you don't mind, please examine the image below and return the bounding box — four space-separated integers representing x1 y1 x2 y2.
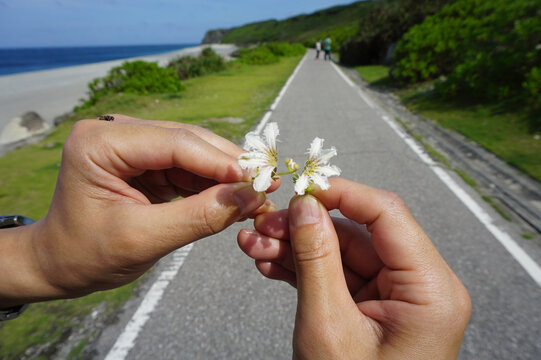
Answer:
238 178 471 359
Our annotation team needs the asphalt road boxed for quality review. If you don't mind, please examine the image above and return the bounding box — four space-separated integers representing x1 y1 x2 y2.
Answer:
94 51 541 359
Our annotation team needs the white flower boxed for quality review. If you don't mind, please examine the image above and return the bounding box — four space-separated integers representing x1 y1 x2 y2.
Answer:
238 122 279 192
294 137 341 195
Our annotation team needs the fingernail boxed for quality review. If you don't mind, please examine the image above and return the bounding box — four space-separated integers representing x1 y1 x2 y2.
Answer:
290 195 322 229
233 183 265 216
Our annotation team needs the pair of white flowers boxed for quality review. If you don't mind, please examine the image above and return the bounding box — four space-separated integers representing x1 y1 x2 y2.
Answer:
238 122 341 195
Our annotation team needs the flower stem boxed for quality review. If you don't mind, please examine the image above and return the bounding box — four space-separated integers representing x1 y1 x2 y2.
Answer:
275 169 298 176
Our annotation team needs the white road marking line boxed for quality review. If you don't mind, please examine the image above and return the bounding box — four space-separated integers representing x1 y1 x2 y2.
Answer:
380 114 541 287
105 52 310 360
332 61 541 286
330 62 376 109
105 244 193 360
332 60 541 286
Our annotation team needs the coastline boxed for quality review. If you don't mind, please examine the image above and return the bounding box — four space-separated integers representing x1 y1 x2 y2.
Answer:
0 44 237 141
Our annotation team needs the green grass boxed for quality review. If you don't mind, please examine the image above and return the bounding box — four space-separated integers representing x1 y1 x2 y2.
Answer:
454 169 477 188
356 65 541 182
0 55 303 359
355 65 391 84
481 195 512 221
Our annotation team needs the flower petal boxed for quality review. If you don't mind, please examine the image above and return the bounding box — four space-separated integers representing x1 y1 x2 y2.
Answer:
294 174 310 195
311 173 330 190
317 164 341 177
307 137 324 159
244 132 267 152
318 147 337 164
263 122 279 150
238 152 267 169
253 165 274 192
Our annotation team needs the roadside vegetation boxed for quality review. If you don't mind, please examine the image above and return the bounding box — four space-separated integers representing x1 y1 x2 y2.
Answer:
354 0 541 182
340 0 454 65
0 45 304 359
356 65 541 183
168 47 226 80
219 1 375 50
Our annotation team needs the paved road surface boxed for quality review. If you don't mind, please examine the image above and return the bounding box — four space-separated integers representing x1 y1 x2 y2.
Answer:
0 44 237 130
95 51 541 359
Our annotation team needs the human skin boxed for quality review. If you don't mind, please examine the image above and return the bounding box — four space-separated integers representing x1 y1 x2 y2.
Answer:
238 178 472 359
0 115 277 307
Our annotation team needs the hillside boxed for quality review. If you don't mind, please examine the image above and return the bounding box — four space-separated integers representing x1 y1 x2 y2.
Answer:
202 1 375 47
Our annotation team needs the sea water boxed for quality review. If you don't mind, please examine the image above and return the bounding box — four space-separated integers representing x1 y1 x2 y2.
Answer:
0 44 197 76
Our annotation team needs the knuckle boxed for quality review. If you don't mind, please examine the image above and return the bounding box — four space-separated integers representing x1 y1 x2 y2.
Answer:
63 120 101 159
171 127 195 143
452 278 472 323
190 204 223 239
183 123 206 134
384 190 408 212
293 230 332 263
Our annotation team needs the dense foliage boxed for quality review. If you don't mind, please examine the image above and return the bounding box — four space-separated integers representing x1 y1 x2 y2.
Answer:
236 43 306 65
168 47 226 80
304 24 359 51
219 1 374 46
81 61 183 108
340 0 454 66
393 0 541 113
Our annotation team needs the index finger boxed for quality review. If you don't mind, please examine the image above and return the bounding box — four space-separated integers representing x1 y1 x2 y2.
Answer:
105 114 244 158
68 120 247 183
311 178 442 271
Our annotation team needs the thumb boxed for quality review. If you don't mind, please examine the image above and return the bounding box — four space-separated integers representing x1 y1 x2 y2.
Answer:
135 182 266 255
288 195 351 318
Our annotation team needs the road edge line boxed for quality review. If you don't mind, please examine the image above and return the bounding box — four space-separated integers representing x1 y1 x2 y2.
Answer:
105 51 309 360
104 244 193 360
332 63 541 287
255 53 308 134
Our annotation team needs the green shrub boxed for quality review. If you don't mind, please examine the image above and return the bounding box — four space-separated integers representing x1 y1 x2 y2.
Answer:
234 43 305 65
524 67 541 128
394 0 541 104
236 46 280 65
304 24 359 51
340 0 454 66
265 42 306 57
81 61 183 108
524 67 541 109
168 47 226 80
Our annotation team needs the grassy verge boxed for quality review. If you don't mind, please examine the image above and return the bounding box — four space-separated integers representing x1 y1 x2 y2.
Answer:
0 55 303 359
356 66 541 183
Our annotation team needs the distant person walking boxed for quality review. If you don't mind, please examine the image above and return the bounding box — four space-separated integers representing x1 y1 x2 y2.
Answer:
315 41 321 60
324 36 331 61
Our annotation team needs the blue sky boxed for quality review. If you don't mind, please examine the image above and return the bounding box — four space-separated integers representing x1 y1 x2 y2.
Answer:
0 0 359 48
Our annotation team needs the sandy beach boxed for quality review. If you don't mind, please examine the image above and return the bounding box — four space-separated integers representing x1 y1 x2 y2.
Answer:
0 44 237 132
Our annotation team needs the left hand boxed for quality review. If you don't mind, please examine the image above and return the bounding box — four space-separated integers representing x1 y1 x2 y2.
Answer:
0 115 276 306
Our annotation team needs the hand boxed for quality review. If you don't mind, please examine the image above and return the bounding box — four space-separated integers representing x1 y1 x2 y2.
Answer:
0 115 275 306
238 178 471 359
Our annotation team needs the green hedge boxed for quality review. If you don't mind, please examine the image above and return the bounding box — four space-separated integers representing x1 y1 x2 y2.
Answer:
168 47 226 80
80 61 183 109
236 43 306 65
393 0 541 108
339 0 454 66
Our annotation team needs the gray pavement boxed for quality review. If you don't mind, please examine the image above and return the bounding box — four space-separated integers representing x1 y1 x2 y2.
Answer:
0 44 237 130
94 51 541 359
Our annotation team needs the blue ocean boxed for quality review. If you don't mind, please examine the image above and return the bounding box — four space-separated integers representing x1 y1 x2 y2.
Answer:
0 44 197 76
